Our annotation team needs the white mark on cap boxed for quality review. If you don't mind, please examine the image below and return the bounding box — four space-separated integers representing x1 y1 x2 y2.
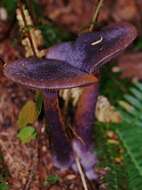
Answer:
91 36 103 46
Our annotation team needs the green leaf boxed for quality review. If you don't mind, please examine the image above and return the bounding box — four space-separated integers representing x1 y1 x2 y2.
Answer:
43 175 60 187
35 91 43 116
17 126 37 144
100 63 132 106
0 183 9 190
117 81 142 189
25 0 43 19
95 122 127 190
1 0 17 15
38 24 75 48
134 37 142 50
18 100 38 128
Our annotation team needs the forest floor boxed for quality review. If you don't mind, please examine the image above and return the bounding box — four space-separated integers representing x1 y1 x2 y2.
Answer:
0 0 142 189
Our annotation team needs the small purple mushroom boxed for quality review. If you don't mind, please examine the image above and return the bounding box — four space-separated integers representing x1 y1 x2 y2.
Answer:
46 22 137 179
4 22 137 180
4 58 97 169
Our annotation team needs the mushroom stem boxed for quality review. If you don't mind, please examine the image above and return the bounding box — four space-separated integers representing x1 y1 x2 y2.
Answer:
74 82 99 146
43 90 73 169
72 82 99 180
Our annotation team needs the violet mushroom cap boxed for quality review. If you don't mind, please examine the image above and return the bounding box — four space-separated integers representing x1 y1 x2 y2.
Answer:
46 22 137 179
47 22 137 73
4 57 97 169
4 58 97 90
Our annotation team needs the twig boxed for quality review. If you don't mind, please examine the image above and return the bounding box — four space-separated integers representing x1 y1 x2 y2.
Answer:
18 1 39 57
22 141 38 190
22 165 35 190
37 125 45 189
68 125 85 145
18 0 46 58
89 0 104 32
18 2 43 189
75 156 89 190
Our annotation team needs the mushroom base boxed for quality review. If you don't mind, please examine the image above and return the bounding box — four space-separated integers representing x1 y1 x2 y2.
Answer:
71 83 99 179
72 139 98 180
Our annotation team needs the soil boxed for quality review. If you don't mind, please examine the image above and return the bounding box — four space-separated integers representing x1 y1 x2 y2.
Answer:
0 0 141 189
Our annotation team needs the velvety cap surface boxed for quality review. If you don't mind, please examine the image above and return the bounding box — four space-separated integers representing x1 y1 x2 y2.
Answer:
4 58 97 90
47 23 137 73
75 22 137 73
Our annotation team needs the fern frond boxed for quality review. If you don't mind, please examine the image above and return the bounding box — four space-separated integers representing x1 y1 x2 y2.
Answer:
117 81 142 190
95 81 142 190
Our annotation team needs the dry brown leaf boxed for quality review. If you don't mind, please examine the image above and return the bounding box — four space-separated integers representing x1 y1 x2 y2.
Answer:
112 0 138 21
118 53 142 79
96 96 121 123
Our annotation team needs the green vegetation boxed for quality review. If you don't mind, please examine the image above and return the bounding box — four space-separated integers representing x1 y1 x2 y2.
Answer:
0 155 10 190
43 175 60 187
95 81 142 190
38 23 75 48
17 126 37 144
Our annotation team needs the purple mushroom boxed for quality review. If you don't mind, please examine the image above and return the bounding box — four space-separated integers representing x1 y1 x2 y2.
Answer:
46 22 137 179
4 22 137 180
4 58 97 169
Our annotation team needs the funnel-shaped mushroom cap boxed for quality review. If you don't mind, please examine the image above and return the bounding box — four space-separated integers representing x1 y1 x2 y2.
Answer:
4 58 97 90
47 23 137 73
